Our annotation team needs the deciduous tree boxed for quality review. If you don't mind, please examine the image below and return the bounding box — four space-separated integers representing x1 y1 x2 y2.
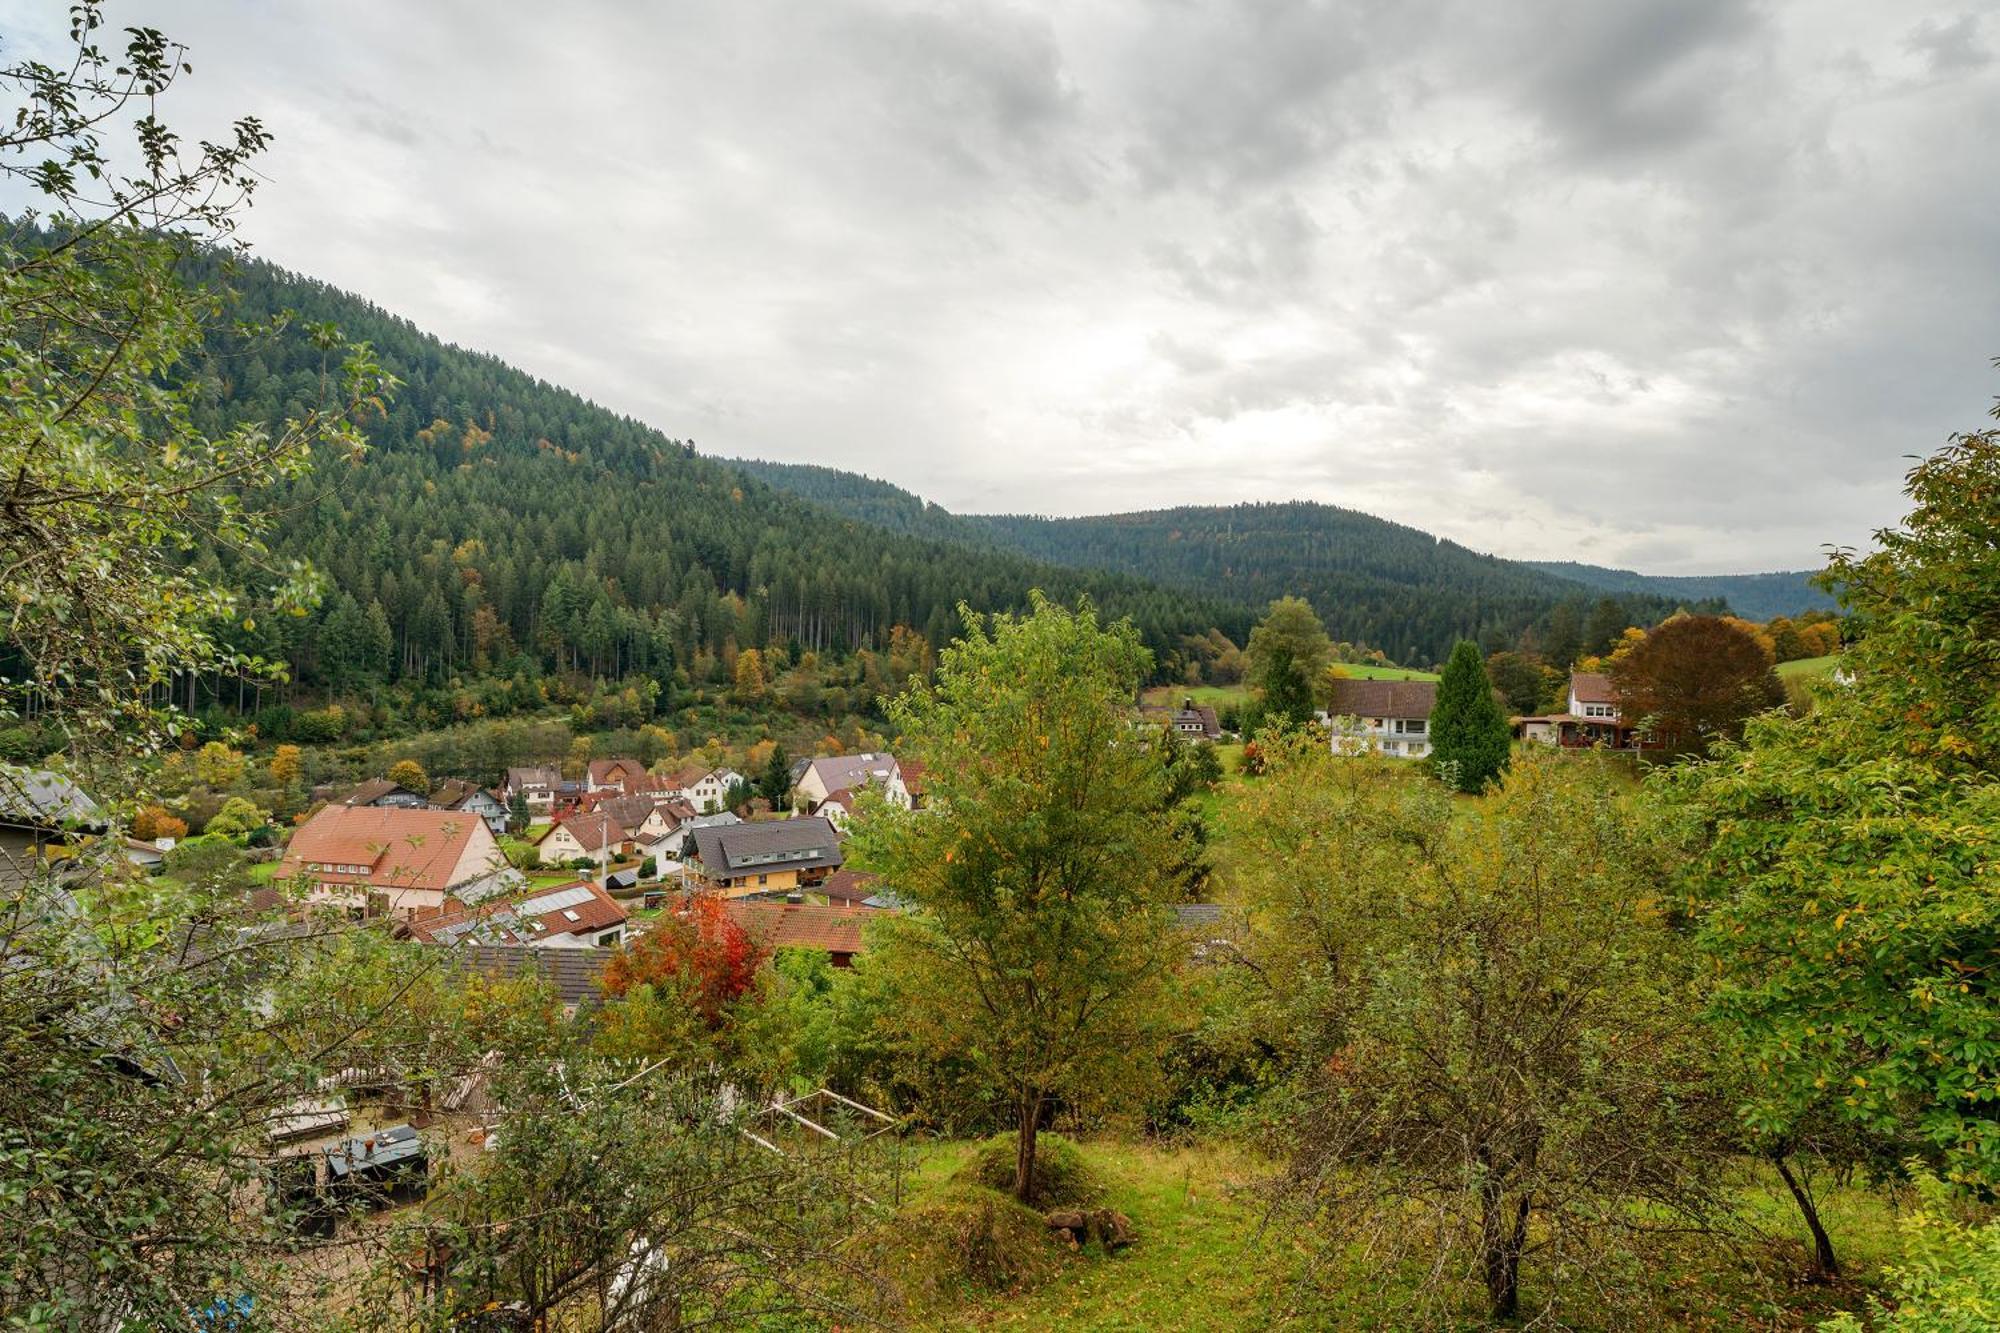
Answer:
1259 743 1725 1324
1247 596 1331 729
1666 416 2000 1268
386 758 429 793
1608 615 1782 759
853 595 1184 1205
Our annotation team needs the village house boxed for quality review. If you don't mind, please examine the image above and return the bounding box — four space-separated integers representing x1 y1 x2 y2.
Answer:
687 816 842 897
279 805 512 921
724 898 878 968
1169 700 1224 741
407 878 628 950
654 809 741 861
0 765 105 889
590 793 675 845
884 758 925 810
1515 671 1649 749
793 753 899 809
680 767 746 813
336 778 429 810
810 788 858 831
532 811 630 874
428 778 509 836
1324 678 1438 759
586 757 651 794
502 766 560 814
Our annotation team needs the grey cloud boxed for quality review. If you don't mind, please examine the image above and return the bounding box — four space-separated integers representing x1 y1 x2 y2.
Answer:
5 0 1995 574
1907 15 1990 74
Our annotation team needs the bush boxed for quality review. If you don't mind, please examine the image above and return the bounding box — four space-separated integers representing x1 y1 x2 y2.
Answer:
847 1183 1062 1316
569 857 596 873
956 1133 1102 1209
1821 1177 2000 1332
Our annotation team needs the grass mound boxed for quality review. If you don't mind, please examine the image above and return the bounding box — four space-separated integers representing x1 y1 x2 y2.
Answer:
958 1132 1104 1209
849 1182 1064 1314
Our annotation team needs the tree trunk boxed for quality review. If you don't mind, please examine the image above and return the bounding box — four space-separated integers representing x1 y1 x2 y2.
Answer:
1480 1181 1530 1321
1773 1153 1839 1279
1013 1088 1044 1206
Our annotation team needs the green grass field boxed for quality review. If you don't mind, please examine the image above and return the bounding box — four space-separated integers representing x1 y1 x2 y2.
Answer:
1144 666 1438 716
877 1137 1900 1331
1330 662 1440 681
1777 653 1841 679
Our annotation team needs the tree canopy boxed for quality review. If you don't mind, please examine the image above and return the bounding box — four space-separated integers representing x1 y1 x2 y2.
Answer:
852 595 1185 1203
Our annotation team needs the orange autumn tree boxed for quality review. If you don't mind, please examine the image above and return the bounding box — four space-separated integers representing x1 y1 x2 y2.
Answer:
602 895 765 1027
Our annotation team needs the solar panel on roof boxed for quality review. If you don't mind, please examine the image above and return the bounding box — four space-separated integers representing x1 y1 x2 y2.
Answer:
518 884 595 914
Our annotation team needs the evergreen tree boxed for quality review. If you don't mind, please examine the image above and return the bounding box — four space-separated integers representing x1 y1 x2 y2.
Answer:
759 742 793 809
1428 640 1511 793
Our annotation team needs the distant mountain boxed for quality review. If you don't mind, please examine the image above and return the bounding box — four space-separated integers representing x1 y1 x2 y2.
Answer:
1524 562 1836 622
727 459 1734 665
161 255 1256 700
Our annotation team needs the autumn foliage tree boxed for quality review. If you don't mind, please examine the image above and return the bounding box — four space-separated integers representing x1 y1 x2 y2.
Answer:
386 758 429 793
1609 615 1783 759
602 894 765 1027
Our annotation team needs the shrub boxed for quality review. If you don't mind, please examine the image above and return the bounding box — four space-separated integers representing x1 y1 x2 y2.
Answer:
848 1183 1062 1316
1821 1177 2000 1332
957 1133 1101 1209
569 857 597 873
132 805 189 842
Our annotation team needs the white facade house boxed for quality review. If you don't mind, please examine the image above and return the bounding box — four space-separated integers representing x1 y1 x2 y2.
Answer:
1324 679 1438 759
682 768 745 814
795 753 899 809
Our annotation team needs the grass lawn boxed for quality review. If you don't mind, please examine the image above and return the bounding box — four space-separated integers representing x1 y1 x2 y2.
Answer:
885 1138 1901 1331
1141 683 1252 711
247 860 280 883
1332 662 1440 681
526 870 580 888
1777 654 1841 679
1143 665 1439 716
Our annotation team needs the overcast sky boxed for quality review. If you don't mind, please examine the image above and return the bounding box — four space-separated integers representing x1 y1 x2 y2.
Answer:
7 1 1999 573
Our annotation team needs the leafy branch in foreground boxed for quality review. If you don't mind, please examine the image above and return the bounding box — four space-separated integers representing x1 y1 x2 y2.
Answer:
0 4 395 774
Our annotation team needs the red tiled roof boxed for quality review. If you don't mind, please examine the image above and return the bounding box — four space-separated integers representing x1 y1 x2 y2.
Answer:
819 868 880 904
544 811 624 853
724 899 878 957
587 758 648 786
410 879 626 945
280 805 493 893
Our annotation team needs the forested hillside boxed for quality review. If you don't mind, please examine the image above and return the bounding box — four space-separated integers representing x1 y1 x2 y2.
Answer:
730 459 1712 664
1525 560 1834 621
176 257 1251 717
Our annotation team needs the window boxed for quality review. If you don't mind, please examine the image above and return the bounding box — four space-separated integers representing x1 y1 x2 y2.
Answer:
596 931 620 948
1394 719 1426 735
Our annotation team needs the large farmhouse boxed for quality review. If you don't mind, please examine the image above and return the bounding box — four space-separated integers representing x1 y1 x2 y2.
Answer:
280 805 511 921
687 816 843 897
1324 679 1438 759
1515 672 1649 749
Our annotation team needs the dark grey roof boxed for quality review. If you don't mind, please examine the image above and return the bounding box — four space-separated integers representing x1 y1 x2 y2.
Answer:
451 945 612 1007
689 816 843 879
0 765 104 831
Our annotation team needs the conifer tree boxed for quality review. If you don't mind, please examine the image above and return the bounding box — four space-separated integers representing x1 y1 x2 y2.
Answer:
1428 640 1511 793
